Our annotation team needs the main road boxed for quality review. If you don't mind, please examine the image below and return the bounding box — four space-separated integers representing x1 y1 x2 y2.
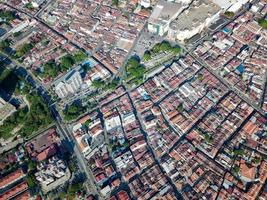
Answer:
51 107 102 198
0 3 103 196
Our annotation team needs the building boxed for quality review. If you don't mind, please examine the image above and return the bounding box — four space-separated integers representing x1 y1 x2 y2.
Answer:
212 0 250 12
35 156 71 193
0 181 28 200
147 0 187 36
54 68 83 98
25 128 60 161
0 169 25 190
0 97 16 125
168 0 221 41
140 0 151 8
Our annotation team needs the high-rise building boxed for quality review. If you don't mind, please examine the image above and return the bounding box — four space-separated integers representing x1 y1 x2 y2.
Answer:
0 97 16 125
54 69 82 99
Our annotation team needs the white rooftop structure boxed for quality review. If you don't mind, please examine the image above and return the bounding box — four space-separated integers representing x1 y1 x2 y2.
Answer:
147 0 187 36
211 0 251 11
53 67 83 99
168 0 221 41
105 115 121 131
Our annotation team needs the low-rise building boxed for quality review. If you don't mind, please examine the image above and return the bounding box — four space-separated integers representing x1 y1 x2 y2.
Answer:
0 169 25 190
25 128 60 161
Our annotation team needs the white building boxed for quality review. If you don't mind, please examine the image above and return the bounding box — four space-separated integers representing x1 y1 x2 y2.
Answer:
105 115 121 131
140 0 151 8
54 69 82 99
168 0 221 41
211 0 251 12
10 20 30 34
147 0 187 36
22 0 46 8
35 156 71 193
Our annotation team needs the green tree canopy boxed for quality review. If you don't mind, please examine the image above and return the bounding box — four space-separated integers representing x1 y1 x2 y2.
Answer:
224 11 235 18
73 51 87 63
60 54 75 71
16 43 33 58
258 19 267 29
0 10 16 22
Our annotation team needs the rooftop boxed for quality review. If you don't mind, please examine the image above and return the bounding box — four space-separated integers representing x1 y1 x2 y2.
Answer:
0 97 16 123
148 0 184 25
170 0 220 31
0 168 24 189
25 128 60 161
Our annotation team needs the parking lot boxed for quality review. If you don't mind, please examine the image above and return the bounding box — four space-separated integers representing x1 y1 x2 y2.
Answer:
130 28 164 58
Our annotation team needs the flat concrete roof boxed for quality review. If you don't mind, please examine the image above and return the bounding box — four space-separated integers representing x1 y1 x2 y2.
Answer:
170 0 221 31
148 0 184 25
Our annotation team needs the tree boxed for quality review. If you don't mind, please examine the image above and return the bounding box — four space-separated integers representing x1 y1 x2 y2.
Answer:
60 54 75 71
160 41 171 51
42 60 59 78
28 159 37 172
143 51 152 61
232 165 240 174
92 79 104 89
197 73 204 81
258 19 267 29
112 0 119 6
64 102 86 121
73 51 87 63
224 11 235 18
172 46 181 54
68 161 77 173
0 10 16 22
67 183 83 200
25 3 34 10
253 157 261 164
127 57 140 68
0 39 10 50
16 43 33 58
176 103 184 113
13 31 22 37
126 57 145 85
105 78 120 90
204 133 213 143
27 174 37 188
233 149 245 156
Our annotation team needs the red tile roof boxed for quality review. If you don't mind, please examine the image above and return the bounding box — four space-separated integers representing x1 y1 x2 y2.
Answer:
0 181 28 200
14 190 30 200
117 191 130 200
0 169 24 189
36 143 58 161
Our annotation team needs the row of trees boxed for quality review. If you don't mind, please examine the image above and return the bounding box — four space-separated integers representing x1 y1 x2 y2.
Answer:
143 41 181 62
91 77 120 90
